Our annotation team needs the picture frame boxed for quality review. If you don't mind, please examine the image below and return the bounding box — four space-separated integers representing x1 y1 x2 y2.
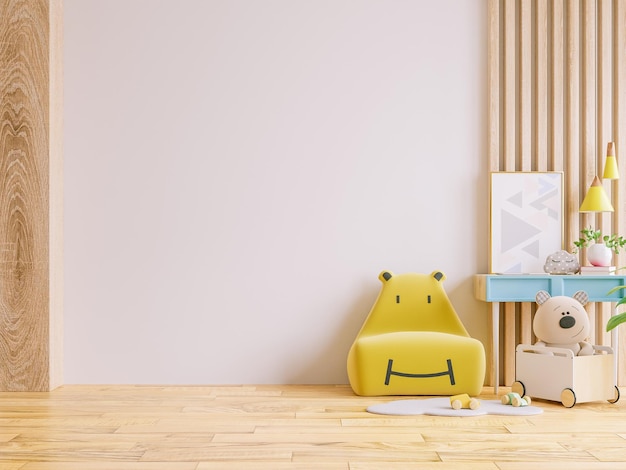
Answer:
490 172 564 274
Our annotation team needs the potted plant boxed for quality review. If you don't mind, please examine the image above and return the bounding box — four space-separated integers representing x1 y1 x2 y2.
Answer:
573 226 626 267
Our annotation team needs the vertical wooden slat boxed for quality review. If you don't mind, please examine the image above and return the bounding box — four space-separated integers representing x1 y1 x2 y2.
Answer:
582 0 598 343
501 0 517 387
487 0 501 388
598 0 613 201
518 0 533 350
504 0 517 171
581 0 597 194
613 0 626 282
565 0 581 250
552 0 565 173
536 0 549 172
520 0 532 168
488 0 501 175
581 0 596 223
0 0 63 391
614 0 626 386
519 309 533 348
597 0 613 347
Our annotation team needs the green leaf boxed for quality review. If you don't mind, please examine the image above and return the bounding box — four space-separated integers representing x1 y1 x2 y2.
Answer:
607 313 626 331
616 297 626 308
607 285 626 296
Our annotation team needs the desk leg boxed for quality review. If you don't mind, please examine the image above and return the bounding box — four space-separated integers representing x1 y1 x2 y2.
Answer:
491 302 500 394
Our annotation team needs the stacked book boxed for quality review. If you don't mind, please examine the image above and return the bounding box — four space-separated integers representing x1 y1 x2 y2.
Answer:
580 266 616 275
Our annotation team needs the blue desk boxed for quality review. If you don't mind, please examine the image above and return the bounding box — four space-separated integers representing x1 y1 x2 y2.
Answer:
474 274 626 392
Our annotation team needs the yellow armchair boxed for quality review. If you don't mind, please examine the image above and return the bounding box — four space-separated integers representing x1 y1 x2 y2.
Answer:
347 271 485 396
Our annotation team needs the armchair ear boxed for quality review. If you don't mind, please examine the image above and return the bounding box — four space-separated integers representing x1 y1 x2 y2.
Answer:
536 290 551 305
432 271 446 282
379 271 393 282
572 290 589 306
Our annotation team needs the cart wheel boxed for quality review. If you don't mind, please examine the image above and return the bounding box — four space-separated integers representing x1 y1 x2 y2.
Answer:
560 388 576 408
512 381 525 397
608 386 620 404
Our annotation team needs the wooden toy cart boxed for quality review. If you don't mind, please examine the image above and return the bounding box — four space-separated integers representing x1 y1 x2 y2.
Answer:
513 344 620 408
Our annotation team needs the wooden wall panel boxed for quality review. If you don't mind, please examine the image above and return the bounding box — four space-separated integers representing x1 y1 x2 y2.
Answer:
488 0 500 173
536 0 548 172
487 0 500 380
582 0 598 343
565 0 581 248
0 0 62 391
49 0 63 392
597 0 613 348
501 0 517 386
551 0 565 172
488 0 626 386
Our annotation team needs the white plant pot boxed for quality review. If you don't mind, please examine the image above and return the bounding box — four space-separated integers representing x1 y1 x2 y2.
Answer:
587 243 613 267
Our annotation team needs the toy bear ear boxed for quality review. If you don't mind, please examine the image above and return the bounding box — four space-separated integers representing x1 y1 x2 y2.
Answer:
572 290 589 306
431 271 446 282
536 290 551 305
379 271 393 282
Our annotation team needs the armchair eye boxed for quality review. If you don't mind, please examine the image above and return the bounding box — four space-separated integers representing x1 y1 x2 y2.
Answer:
396 295 400 303
428 295 431 303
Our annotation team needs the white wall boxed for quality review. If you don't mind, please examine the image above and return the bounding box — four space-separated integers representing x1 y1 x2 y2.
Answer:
64 0 488 384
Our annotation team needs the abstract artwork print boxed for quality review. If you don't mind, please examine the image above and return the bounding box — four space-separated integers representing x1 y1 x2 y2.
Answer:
490 172 563 274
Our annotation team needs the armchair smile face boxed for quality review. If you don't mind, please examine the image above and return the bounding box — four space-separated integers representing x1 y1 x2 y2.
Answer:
347 271 486 396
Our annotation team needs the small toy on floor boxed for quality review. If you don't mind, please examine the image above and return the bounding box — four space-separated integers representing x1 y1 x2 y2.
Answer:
450 393 480 410
501 392 531 407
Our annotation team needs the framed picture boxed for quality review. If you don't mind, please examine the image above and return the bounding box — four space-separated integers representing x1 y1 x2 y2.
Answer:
490 172 564 274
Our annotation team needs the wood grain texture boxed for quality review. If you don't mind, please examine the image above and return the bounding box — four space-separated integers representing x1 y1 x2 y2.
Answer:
551 0 565 173
0 384 625 468
520 0 532 170
0 0 62 391
504 0 516 170
501 0 517 388
565 0 580 249
616 0 626 386
597 0 614 349
517 0 533 370
488 0 500 173
535 0 548 172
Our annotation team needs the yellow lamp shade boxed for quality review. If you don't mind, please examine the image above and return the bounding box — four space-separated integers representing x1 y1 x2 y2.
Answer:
579 176 614 212
603 143 619 179
603 155 619 179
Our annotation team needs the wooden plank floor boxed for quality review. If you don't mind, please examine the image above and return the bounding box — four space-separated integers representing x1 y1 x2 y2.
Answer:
1 385 626 469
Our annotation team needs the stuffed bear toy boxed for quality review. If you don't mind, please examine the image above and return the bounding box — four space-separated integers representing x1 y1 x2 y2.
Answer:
533 290 594 356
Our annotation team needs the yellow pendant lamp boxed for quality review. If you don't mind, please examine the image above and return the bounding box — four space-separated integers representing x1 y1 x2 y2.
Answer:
603 141 619 180
579 175 614 212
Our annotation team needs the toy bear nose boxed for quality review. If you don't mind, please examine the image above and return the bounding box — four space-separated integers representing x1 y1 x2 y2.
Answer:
559 316 575 329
